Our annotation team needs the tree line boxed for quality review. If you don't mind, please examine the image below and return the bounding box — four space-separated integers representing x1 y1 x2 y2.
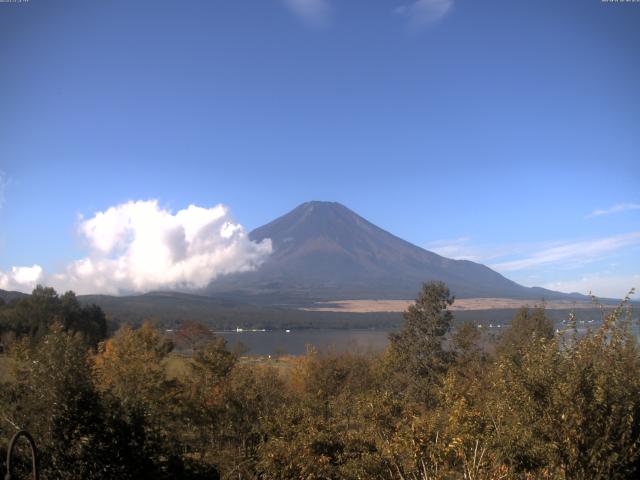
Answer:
0 282 638 479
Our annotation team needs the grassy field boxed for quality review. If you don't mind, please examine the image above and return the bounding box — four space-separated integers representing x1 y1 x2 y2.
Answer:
302 297 607 313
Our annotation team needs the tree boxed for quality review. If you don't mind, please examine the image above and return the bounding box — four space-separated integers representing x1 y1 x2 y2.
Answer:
220 364 285 476
174 320 215 351
256 351 385 480
180 336 237 468
191 336 237 383
60 291 108 347
93 322 182 478
1 325 130 478
486 295 640 478
496 305 553 361
388 281 454 404
0 286 107 347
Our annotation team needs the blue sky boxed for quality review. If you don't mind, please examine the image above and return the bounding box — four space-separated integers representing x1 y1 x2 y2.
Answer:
0 0 638 297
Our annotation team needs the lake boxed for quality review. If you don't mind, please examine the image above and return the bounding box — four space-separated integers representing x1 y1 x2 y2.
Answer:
211 314 636 356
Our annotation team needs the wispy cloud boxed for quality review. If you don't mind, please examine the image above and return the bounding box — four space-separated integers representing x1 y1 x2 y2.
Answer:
395 0 454 30
427 237 479 261
0 200 272 295
426 236 533 263
586 203 640 218
282 0 331 28
490 232 640 272
426 233 640 298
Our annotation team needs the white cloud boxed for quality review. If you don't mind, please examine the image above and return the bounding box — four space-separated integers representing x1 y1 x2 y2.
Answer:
1 200 272 295
395 0 454 29
0 265 44 292
490 232 640 272
586 203 640 218
541 273 639 300
282 0 330 27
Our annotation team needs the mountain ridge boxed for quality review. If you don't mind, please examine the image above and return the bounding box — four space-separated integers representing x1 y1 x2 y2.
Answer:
0 289 29 303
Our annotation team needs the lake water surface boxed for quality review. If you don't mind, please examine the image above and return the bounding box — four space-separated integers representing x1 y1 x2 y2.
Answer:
214 315 636 356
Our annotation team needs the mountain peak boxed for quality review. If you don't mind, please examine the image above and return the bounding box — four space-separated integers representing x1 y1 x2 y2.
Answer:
291 200 353 218
299 200 344 208
250 200 378 254
211 202 575 302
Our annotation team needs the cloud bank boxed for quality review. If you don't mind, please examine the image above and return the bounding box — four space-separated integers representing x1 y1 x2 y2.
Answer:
395 0 454 29
586 203 640 218
0 201 272 295
282 0 330 27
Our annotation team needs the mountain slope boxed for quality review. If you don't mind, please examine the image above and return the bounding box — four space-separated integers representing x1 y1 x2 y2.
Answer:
0 289 30 303
206 201 578 303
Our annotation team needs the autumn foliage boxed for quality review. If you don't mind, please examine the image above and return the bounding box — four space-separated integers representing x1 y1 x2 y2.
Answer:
0 283 638 479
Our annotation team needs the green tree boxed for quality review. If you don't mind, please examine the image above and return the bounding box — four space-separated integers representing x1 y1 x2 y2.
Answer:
388 281 454 405
0 286 107 347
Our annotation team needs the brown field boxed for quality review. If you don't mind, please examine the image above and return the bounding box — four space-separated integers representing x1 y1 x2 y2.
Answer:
301 298 596 313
